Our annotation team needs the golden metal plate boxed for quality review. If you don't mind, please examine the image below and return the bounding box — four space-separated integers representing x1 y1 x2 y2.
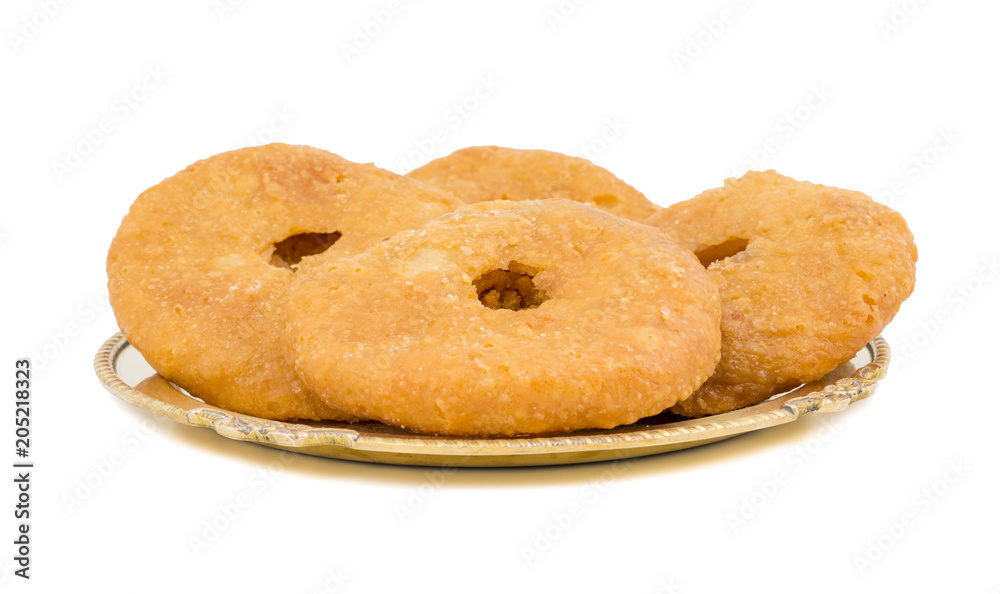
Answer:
94 333 889 467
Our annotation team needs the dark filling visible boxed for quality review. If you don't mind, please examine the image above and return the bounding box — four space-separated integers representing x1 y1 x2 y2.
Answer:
270 232 342 269
474 261 548 311
695 238 749 267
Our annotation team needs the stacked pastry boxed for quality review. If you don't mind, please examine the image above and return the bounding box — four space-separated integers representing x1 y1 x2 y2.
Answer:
107 144 916 436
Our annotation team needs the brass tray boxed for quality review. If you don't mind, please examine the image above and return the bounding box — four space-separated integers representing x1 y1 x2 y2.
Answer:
94 333 889 467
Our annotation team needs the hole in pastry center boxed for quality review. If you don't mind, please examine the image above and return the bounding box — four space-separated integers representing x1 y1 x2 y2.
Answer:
474 261 548 311
270 231 342 269
695 237 749 267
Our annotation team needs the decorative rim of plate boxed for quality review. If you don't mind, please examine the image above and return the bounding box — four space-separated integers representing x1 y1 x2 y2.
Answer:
95 333 889 457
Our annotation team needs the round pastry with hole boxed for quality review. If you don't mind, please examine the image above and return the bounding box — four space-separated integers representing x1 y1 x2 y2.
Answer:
645 170 917 417
107 143 463 420
407 146 660 222
284 199 722 436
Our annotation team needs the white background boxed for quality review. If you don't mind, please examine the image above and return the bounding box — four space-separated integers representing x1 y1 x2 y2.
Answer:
2 0 998 592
